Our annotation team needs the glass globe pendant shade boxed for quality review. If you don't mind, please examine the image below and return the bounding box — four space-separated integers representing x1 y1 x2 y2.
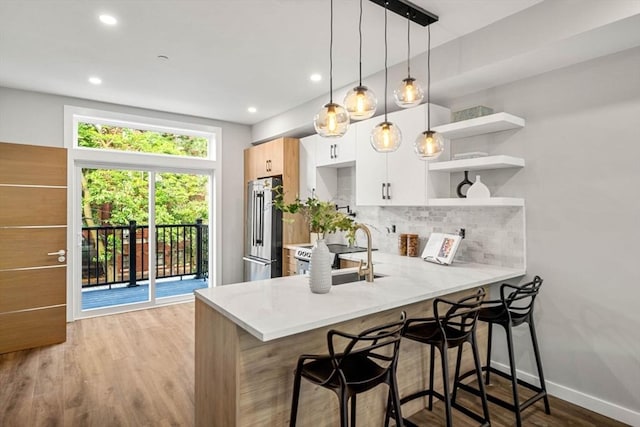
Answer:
414 130 444 160
314 102 350 138
371 121 402 153
344 86 377 120
394 77 424 108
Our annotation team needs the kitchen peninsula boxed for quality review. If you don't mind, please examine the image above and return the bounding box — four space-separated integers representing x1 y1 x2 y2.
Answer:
195 252 525 426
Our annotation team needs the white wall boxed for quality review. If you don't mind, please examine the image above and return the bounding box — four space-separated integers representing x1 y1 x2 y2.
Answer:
446 47 640 423
0 86 251 286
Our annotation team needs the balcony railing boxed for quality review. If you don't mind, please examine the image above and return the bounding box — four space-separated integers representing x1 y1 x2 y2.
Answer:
82 219 208 289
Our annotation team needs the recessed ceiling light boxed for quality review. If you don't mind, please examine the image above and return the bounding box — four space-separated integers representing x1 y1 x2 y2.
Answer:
88 77 102 85
99 14 117 25
310 74 322 82
248 107 257 113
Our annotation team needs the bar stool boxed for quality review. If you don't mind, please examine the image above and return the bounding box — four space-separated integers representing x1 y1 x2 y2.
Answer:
289 315 406 427
454 276 550 427
386 289 490 427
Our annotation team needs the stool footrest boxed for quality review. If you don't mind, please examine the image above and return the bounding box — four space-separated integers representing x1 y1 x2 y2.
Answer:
457 366 548 413
398 387 489 425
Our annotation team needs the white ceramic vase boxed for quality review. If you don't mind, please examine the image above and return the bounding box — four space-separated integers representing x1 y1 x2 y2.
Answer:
466 175 491 199
309 238 332 294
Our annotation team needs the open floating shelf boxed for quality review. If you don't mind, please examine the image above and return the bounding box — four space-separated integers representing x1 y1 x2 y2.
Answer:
432 112 525 139
429 155 525 173
428 197 525 207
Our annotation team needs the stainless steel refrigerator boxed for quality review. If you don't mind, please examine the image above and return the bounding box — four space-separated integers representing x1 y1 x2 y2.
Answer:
243 177 283 281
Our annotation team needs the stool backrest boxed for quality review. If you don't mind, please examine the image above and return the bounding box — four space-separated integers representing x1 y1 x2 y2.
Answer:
434 288 485 341
500 275 543 317
326 316 405 387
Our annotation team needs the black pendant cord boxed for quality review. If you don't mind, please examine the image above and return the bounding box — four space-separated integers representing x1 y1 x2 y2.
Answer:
358 0 363 86
329 0 334 103
427 24 431 130
384 1 388 122
406 13 411 77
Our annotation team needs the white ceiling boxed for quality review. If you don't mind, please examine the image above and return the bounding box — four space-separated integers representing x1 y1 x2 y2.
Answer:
0 0 542 125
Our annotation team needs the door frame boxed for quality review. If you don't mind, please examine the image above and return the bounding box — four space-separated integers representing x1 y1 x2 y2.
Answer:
64 106 222 321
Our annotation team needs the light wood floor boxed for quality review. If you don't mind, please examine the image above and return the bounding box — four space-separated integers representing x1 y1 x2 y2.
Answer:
0 302 628 426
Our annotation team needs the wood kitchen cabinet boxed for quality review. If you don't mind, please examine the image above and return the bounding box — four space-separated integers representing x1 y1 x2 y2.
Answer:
244 138 308 262
245 138 287 181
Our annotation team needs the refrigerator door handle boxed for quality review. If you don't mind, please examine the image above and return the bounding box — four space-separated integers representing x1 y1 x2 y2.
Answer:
243 256 272 266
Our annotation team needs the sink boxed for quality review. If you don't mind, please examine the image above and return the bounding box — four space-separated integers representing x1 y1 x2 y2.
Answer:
331 272 385 285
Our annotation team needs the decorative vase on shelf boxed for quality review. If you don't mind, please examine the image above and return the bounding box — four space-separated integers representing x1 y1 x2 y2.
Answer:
309 238 332 294
466 175 491 199
456 170 473 198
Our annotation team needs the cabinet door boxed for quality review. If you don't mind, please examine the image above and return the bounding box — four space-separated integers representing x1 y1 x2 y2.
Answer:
316 125 356 167
386 105 427 206
263 138 284 177
425 103 452 200
355 117 388 206
299 134 317 199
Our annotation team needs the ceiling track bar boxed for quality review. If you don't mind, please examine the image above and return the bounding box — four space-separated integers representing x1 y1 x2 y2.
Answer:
368 0 438 26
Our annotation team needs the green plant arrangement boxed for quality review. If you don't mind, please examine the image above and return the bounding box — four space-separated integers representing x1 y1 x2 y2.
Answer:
272 187 356 242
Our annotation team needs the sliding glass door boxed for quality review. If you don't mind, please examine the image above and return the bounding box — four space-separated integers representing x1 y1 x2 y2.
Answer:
78 167 209 313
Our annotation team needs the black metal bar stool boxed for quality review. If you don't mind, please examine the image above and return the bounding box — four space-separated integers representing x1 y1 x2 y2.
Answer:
386 289 490 427
289 315 406 427
454 276 550 427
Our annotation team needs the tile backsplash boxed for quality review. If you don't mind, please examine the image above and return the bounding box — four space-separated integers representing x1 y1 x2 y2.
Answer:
329 167 525 269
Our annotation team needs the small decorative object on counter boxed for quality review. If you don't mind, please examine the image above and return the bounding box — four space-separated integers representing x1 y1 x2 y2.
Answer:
407 234 419 257
309 239 332 294
466 175 491 199
398 233 408 256
456 170 473 198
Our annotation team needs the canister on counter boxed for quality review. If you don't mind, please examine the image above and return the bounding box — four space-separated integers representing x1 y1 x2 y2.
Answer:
407 234 419 257
398 233 408 256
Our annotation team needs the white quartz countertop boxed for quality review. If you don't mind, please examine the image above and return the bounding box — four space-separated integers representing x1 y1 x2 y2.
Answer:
195 252 525 342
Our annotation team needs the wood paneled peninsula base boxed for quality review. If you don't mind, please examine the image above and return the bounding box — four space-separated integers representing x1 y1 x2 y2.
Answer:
195 254 524 427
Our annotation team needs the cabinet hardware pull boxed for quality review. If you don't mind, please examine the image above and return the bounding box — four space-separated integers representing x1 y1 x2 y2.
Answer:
382 183 386 200
387 182 391 200
334 144 338 159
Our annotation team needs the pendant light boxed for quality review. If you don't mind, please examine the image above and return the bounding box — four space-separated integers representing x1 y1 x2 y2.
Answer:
344 0 377 120
393 12 424 108
314 0 350 138
414 24 444 159
371 1 401 152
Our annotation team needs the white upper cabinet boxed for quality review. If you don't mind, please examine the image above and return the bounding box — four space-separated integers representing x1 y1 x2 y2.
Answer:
355 104 450 206
299 133 338 202
315 124 357 167
299 134 318 200
355 117 388 205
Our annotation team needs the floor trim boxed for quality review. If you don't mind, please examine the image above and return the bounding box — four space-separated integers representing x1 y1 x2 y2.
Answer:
491 361 640 426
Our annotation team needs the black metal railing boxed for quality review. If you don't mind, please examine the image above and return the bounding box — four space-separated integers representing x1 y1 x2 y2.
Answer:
82 219 208 289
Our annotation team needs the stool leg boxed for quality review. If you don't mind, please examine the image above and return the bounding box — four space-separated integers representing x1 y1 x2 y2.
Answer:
339 390 349 427
428 345 436 410
440 345 453 427
529 319 551 414
384 390 392 427
451 344 464 406
485 322 493 385
389 372 405 427
289 369 302 427
351 395 357 427
471 332 491 424
505 323 523 427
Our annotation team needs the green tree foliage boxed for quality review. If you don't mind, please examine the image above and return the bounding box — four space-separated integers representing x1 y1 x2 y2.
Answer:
80 123 209 227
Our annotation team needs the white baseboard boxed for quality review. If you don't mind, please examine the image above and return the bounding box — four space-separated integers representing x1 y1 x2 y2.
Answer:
491 361 640 426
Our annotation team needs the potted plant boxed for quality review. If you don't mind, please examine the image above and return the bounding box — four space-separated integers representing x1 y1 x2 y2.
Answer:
273 188 356 293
